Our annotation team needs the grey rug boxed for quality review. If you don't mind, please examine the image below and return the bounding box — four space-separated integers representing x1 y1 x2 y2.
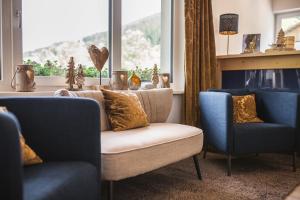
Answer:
103 153 300 200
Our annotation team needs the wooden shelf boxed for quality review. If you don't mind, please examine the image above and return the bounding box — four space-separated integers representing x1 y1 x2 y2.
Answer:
217 50 300 60
216 50 300 88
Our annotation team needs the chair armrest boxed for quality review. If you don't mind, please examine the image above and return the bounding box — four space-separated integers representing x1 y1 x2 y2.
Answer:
0 97 100 168
199 92 233 153
0 112 23 200
255 91 299 128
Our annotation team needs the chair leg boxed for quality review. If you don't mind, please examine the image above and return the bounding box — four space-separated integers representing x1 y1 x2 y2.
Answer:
203 139 208 159
203 147 207 159
108 181 113 200
293 152 297 172
193 155 202 180
227 154 232 176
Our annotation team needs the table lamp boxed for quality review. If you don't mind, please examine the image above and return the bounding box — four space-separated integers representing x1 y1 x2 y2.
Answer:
219 13 239 55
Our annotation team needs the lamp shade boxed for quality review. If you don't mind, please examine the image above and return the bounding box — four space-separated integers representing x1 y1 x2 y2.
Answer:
219 13 239 35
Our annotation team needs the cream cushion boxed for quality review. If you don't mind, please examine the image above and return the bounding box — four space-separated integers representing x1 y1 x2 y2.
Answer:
101 123 203 181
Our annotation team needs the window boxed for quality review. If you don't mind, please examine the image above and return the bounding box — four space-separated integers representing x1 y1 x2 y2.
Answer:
11 0 174 85
22 0 109 78
276 11 300 50
121 0 173 81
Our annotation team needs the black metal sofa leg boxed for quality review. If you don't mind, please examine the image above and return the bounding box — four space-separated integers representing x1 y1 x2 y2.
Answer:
108 181 113 200
203 146 208 159
293 152 297 172
227 154 232 176
203 139 208 159
193 155 202 180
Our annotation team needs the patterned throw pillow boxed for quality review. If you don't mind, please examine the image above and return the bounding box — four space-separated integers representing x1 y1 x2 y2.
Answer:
0 107 42 165
232 95 264 123
101 89 149 131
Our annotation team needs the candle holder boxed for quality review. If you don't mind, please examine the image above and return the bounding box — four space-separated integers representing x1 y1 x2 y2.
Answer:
111 70 128 90
159 73 170 88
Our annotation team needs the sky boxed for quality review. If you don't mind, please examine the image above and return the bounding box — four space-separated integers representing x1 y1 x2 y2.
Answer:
22 0 161 52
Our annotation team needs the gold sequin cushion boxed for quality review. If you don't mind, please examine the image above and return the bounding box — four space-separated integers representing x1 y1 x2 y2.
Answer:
232 95 264 123
0 107 42 165
101 89 149 131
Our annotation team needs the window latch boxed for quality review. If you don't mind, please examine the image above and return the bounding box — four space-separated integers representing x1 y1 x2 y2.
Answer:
16 10 22 29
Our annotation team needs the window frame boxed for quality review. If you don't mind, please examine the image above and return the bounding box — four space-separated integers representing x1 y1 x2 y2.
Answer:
0 0 2 80
14 0 174 86
1 0 180 89
111 0 174 82
275 10 300 43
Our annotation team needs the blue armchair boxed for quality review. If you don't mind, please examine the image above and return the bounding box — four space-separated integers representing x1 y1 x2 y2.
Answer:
255 88 300 154
199 89 298 176
0 97 100 200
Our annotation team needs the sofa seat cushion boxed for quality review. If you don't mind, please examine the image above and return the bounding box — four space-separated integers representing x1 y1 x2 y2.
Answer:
23 162 98 200
101 123 203 181
234 123 295 154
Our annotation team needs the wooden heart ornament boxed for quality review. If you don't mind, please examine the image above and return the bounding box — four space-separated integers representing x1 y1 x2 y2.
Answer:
88 45 109 72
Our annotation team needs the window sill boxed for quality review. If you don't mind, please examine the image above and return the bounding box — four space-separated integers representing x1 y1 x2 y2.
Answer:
35 76 109 86
0 88 184 96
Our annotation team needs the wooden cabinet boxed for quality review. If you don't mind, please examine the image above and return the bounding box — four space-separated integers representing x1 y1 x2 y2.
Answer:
216 51 300 88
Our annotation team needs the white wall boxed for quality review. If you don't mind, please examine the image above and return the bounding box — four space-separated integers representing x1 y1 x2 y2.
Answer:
212 0 275 55
272 0 300 13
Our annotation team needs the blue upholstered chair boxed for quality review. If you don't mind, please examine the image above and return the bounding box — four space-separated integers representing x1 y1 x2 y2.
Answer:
256 88 300 154
0 97 101 200
199 89 298 176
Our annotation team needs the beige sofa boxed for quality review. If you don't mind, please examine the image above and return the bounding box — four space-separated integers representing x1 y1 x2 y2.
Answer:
55 88 203 200
286 185 300 200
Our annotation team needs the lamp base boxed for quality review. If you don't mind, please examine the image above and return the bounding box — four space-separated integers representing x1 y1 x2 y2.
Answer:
227 35 230 55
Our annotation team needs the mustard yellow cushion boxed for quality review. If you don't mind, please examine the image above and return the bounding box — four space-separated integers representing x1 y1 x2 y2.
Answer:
232 95 264 123
101 89 149 131
0 107 42 165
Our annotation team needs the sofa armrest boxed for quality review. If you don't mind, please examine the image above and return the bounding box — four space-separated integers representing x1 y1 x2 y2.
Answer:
199 92 233 153
0 112 23 200
0 97 100 168
255 91 299 128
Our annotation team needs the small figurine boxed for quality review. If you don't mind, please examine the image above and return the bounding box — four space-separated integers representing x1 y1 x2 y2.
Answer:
76 64 85 90
276 28 286 48
66 57 76 90
151 64 159 88
265 28 294 52
248 37 257 52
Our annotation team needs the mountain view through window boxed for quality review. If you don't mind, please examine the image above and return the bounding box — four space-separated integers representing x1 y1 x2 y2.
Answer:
122 0 161 81
22 0 166 80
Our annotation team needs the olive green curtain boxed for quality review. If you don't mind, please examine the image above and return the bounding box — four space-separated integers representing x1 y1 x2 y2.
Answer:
184 0 217 126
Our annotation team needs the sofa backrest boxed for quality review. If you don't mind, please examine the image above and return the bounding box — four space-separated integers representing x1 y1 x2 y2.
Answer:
132 89 173 123
54 88 173 131
208 88 251 96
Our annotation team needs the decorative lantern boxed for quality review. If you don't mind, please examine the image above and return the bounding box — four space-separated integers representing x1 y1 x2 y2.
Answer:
159 73 170 88
128 71 141 90
111 70 128 90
